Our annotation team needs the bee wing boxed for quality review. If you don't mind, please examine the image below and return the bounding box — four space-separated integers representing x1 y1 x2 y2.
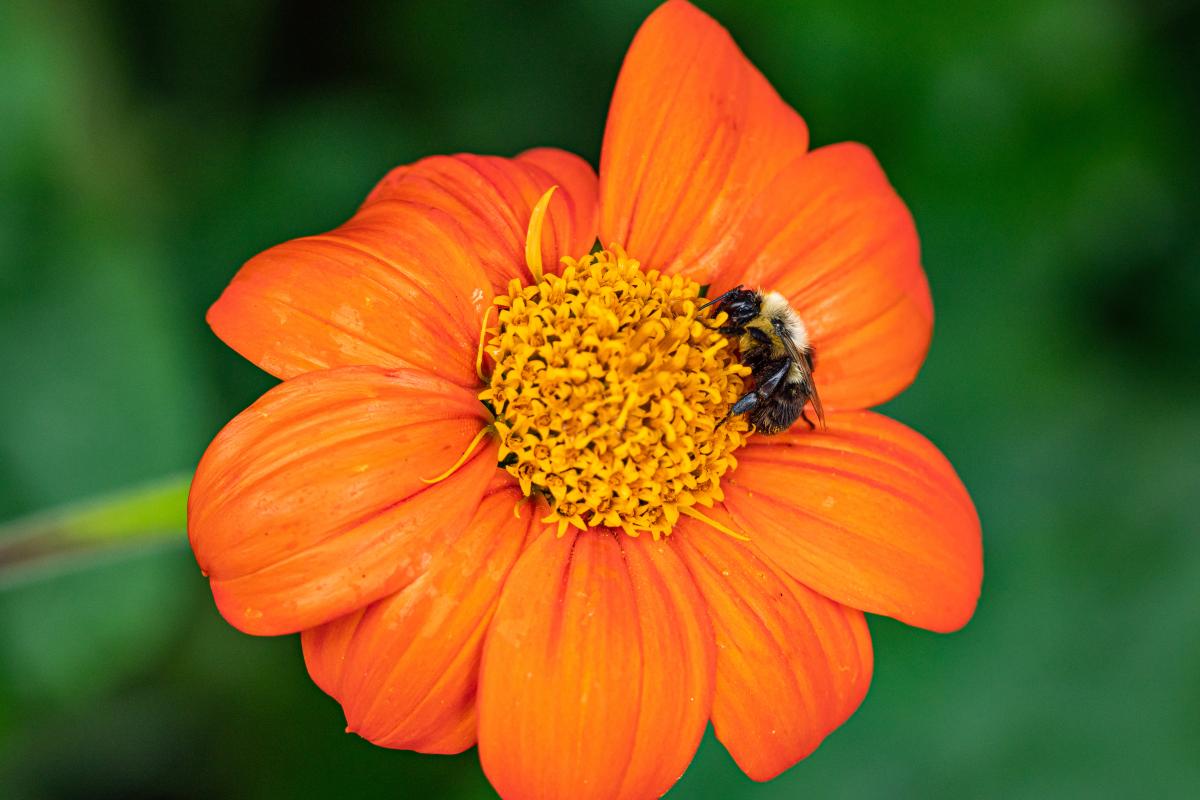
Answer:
778 334 826 430
806 372 827 429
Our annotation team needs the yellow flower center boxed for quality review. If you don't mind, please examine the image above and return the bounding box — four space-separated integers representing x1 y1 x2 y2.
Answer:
479 246 751 538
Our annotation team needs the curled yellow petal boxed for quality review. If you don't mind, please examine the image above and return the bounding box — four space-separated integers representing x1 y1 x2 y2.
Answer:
524 185 558 283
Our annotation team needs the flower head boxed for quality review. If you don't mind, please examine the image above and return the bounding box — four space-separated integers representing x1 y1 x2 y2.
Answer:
483 243 751 537
188 2 983 798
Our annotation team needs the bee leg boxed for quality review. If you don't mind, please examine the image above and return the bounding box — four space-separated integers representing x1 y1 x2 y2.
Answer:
720 361 793 429
800 408 816 431
716 392 759 428
755 361 791 397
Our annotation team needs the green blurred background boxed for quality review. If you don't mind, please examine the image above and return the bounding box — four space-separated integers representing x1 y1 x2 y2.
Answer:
1 0 1197 797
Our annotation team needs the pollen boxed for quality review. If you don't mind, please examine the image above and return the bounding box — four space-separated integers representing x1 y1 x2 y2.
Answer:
479 246 752 539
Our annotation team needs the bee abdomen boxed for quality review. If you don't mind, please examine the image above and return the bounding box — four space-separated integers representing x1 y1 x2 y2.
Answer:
748 382 806 434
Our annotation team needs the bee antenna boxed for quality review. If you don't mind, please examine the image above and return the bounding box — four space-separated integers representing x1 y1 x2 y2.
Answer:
699 284 744 312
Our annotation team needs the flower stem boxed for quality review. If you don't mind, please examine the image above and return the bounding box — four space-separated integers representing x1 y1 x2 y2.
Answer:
0 474 189 588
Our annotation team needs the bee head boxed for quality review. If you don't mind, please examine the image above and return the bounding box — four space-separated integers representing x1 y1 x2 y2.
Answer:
701 285 762 327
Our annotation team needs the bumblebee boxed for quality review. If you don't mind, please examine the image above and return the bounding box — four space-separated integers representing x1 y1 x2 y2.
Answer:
702 285 825 434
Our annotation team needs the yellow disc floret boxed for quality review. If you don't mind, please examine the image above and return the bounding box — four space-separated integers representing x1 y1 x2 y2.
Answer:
480 246 751 539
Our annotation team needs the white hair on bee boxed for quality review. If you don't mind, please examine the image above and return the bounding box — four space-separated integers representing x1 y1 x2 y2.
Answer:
759 290 809 351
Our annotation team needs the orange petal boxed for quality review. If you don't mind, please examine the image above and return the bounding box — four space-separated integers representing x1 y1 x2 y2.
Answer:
365 151 599 286
301 487 533 754
711 143 933 409
478 530 715 800
674 525 872 780
207 200 492 387
723 411 982 633
599 0 809 283
300 606 365 699
188 367 496 636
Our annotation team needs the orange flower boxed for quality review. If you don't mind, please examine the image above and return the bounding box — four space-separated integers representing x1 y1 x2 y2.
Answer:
188 2 982 797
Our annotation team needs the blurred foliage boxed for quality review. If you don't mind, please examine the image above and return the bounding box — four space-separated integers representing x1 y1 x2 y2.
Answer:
1 0 1198 797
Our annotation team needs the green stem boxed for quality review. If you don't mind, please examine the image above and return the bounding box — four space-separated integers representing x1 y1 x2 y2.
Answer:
0 474 190 586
